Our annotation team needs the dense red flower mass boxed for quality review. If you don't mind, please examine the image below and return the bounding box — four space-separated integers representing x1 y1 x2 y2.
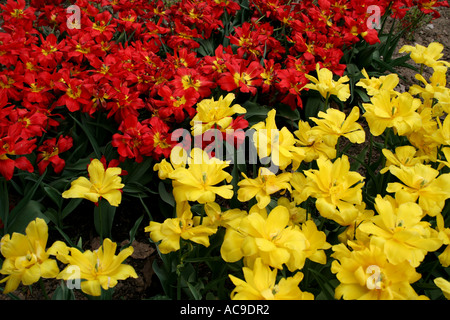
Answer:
0 0 447 180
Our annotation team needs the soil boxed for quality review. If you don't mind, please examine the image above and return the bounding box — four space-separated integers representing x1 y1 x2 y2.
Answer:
394 6 450 88
1 7 450 301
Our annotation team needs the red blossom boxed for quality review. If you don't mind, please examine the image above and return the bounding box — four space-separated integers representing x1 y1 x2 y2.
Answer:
218 59 263 95
36 135 73 175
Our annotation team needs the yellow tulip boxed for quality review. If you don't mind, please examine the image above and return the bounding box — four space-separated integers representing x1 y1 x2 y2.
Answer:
0 218 63 294
293 120 336 162
399 42 450 69
304 63 351 102
229 258 314 300
190 93 246 134
310 106 365 147
168 148 233 204
300 220 331 265
56 238 137 296
220 206 307 271
193 202 247 230
434 277 450 300
145 207 217 254
237 167 292 209
410 68 447 112
356 68 399 97
251 109 305 170
436 213 450 267
304 155 364 225
331 239 424 300
359 194 442 267
387 163 450 216
406 108 440 162
380 145 424 174
62 158 124 207
363 90 422 136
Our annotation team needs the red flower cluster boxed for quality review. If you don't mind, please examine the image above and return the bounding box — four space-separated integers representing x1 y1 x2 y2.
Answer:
0 0 446 180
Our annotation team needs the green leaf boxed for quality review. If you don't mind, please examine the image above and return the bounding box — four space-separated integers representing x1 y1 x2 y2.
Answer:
123 156 154 185
308 268 337 300
52 281 76 300
7 200 48 234
94 200 116 240
43 185 63 209
304 96 323 119
69 113 102 159
158 181 175 207
61 198 83 220
7 172 46 234
152 258 171 297
242 100 270 118
0 178 9 229
276 103 300 122
128 214 144 246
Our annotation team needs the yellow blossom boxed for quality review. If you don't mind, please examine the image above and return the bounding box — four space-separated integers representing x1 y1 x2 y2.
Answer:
406 108 440 162
56 238 137 296
0 218 63 294
436 213 450 267
145 207 217 254
387 163 450 216
229 258 314 300
277 197 306 226
289 172 309 205
251 109 305 170
220 206 307 271
337 203 375 245
294 120 336 161
431 115 450 146
194 202 247 230
438 147 450 170
362 90 422 136
359 194 442 267
300 220 331 265
435 88 450 113
356 68 399 96
304 63 351 102
153 146 188 180
237 167 292 209
190 93 246 134
310 106 365 147
331 239 423 300
168 148 233 204
380 145 424 174
399 42 450 69
62 158 124 207
410 68 448 112
434 277 450 299
304 155 364 225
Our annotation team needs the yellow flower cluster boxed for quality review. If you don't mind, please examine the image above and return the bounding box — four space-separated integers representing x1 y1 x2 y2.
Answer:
0 218 137 297
331 42 450 300
147 43 450 300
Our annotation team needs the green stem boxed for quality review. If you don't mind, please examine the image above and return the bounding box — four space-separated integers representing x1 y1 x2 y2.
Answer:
39 278 49 300
1 178 9 231
177 249 182 300
322 93 330 112
98 201 104 243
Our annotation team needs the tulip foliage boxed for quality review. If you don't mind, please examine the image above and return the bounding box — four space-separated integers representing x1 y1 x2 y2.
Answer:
0 0 450 300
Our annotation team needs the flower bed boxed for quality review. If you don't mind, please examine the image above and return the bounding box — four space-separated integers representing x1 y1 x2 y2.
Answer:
0 0 450 300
